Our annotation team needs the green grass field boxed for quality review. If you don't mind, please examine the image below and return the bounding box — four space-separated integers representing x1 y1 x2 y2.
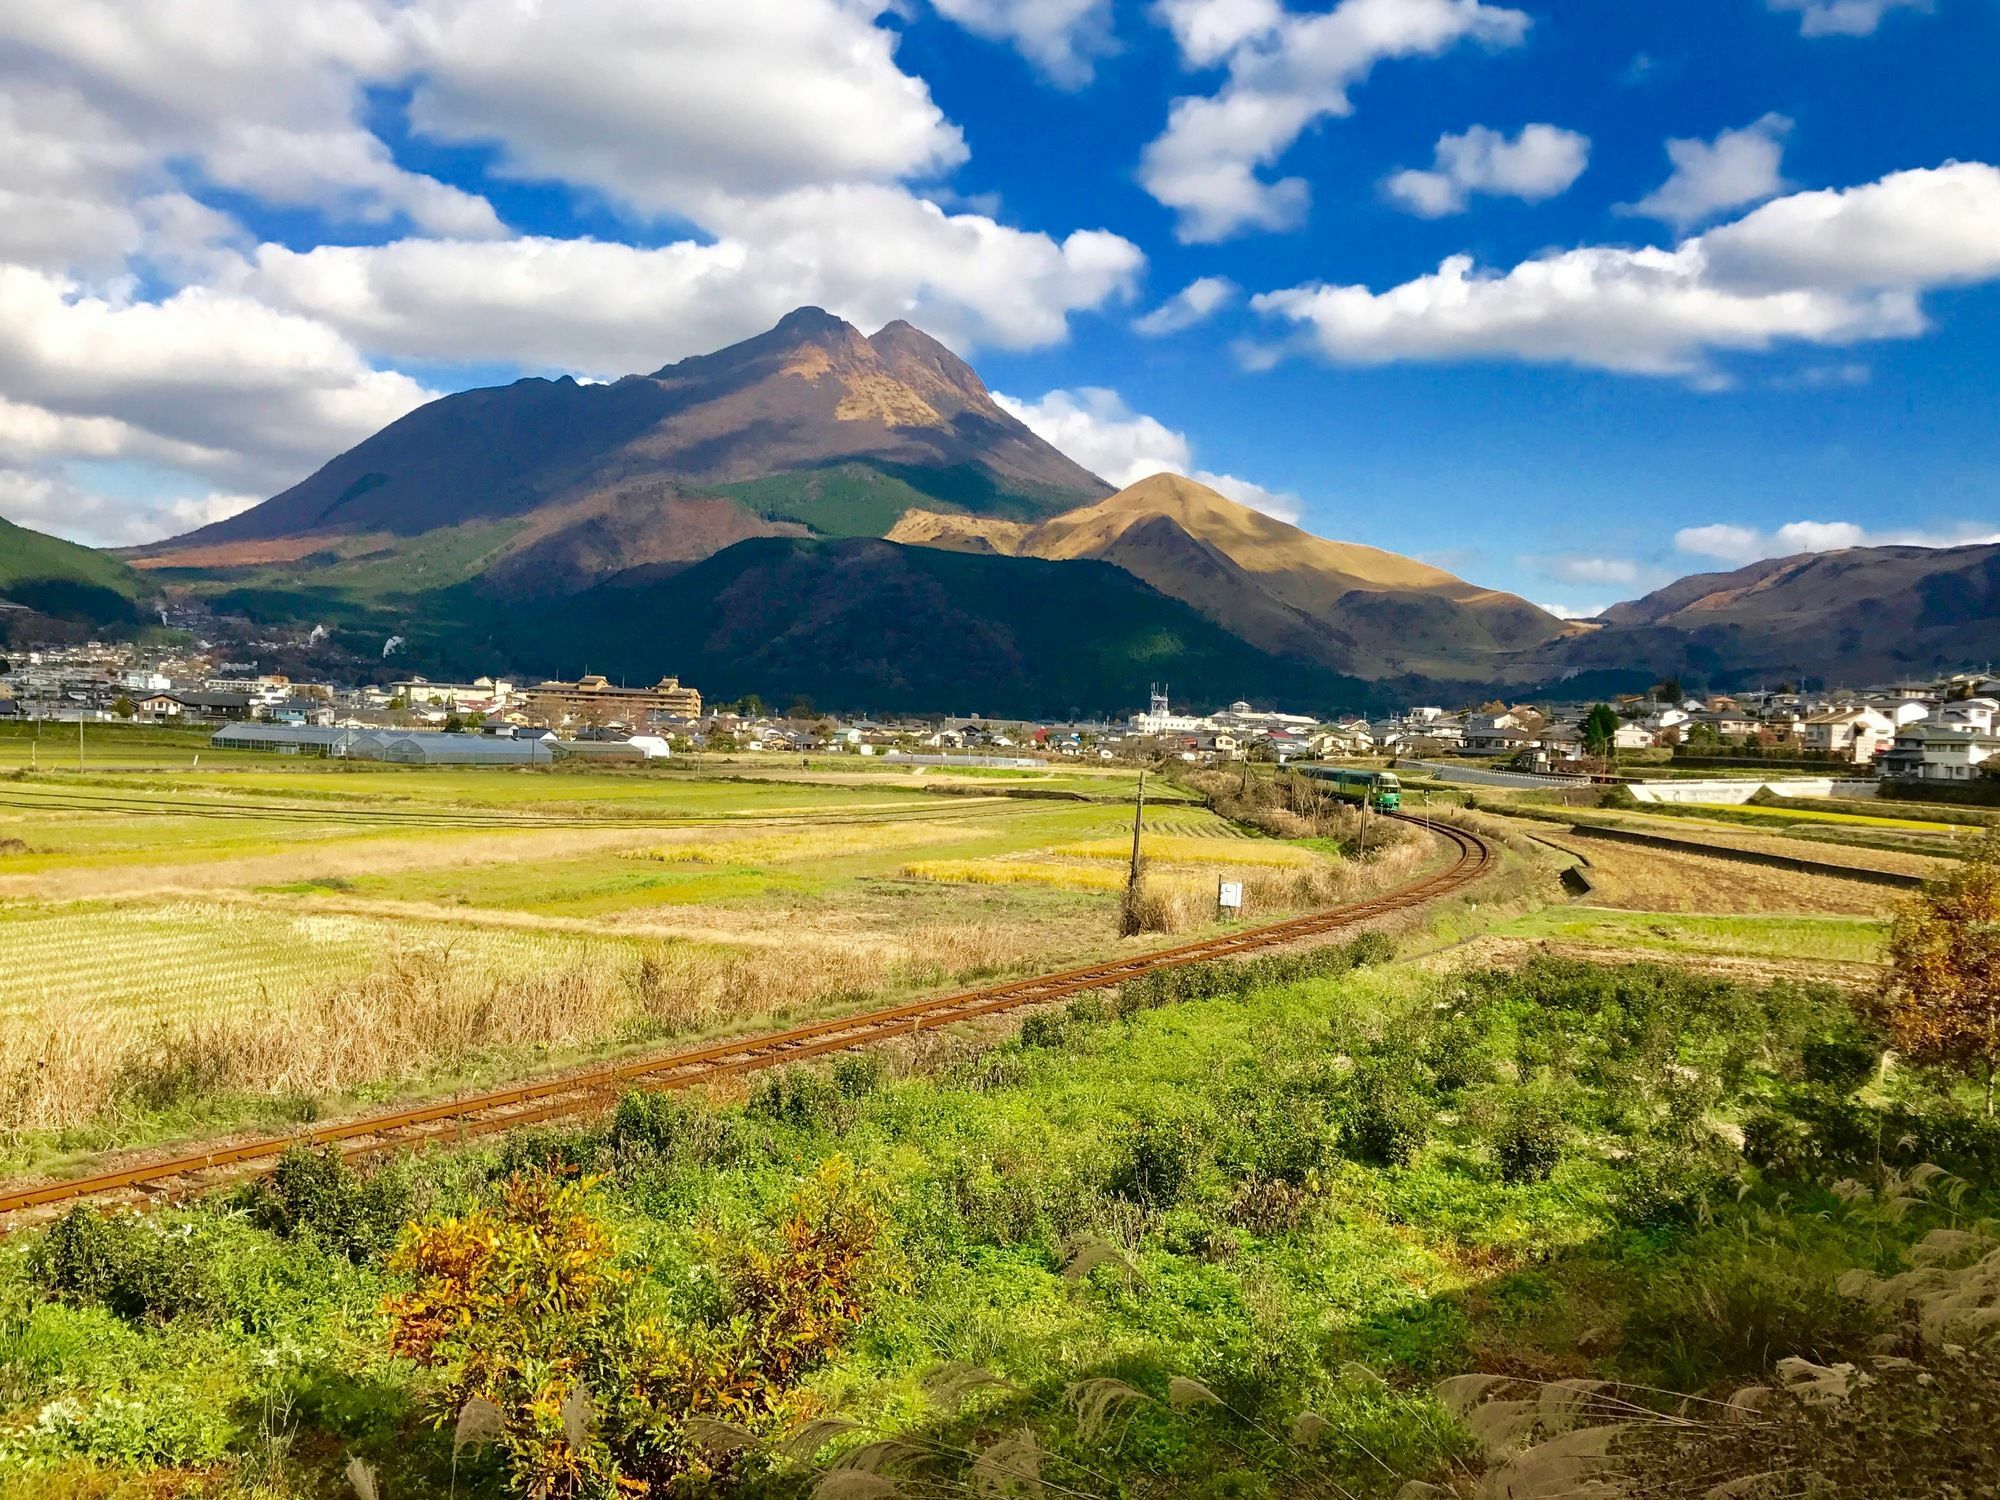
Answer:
6 951 1991 1499
1495 906 1889 964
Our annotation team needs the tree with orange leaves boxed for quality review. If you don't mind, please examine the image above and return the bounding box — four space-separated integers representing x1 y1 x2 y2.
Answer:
1875 829 2000 1114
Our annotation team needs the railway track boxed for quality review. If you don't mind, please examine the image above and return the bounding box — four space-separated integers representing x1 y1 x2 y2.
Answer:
0 814 1491 1222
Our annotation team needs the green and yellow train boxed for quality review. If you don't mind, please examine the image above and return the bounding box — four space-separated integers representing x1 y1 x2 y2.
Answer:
1301 766 1401 811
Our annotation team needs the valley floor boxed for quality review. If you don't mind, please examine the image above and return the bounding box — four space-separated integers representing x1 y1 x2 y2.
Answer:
2 737 1988 1499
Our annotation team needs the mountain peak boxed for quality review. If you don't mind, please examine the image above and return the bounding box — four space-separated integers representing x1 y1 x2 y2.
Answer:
868 318 988 402
772 305 855 337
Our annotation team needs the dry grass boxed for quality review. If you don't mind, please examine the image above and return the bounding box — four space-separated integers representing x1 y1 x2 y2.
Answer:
1048 835 1312 868
900 858 1138 892
1123 836 1435 935
1530 833 1901 916
0 921 1047 1138
623 820 987 867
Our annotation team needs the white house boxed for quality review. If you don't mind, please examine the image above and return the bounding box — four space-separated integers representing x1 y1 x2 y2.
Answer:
1799 706 1895 763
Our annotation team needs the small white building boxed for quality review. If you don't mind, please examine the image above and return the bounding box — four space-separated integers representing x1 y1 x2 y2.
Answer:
1799 706 1895 764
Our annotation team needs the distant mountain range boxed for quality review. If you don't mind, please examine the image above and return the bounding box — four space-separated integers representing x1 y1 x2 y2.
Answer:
1539 543 2000 687
2 306 1985 708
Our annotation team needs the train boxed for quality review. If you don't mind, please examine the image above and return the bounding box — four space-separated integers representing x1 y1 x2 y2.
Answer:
1301 766 1401 811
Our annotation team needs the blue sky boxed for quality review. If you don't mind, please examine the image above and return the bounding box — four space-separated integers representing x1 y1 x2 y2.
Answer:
1 0 1995 616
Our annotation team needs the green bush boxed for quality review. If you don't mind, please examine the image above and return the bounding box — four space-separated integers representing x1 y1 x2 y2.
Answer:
33 1208 218 1323
1621 1249 1876 1386
1618 1137 1734 1224
1113 1111 1211 1208
830 1050 887 1098
607 1089 738 1167
1492 1090 1567 1184
1423 1012 1489 1094
242 1145 411 1261
1801 1033 1882 1093
1342 1063 1432 1167
747 1064 857 1132
1019 1009 1075 1049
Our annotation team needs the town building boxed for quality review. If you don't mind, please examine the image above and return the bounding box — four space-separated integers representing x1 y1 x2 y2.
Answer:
1881 721 2000 783
521 673 703 727
1799 706 1895 764
389 675 516 711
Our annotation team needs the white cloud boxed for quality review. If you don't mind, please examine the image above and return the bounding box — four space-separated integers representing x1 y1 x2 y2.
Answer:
994 386 1302 520
247 191 1143 375
1251 246 1920 376
1700 161 2000 292
0 263 436 494
1196 471 1302 523
927 0 1117 86
1 2 501 245
1385 123 1589 217
0 466 260 547
404 0 967 215
1627 113 1791 229
1250 161 2000 378
1141 0 1532 242
1768 0 1931 37
1550 556 1640 584
1134 276 1240 335
1536 601 1606 620
1675 517 2000 565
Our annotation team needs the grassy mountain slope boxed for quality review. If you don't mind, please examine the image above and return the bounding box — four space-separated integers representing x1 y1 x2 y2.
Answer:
891 473 1570 678
528 536 1376 717
0 515 144 630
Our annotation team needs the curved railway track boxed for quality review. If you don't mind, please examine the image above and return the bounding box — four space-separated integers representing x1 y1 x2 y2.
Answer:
0 814 1491 1222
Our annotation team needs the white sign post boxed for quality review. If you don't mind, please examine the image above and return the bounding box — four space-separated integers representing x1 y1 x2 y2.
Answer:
1217 879 1243 917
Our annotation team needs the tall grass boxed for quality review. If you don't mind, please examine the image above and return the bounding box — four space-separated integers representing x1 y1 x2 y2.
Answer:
0 923 1045 1139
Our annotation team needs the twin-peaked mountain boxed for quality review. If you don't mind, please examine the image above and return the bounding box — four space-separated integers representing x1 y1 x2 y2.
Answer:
147 308 1111 593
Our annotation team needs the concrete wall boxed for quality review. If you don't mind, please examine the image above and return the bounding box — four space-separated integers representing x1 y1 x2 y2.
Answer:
1627 777 1878 804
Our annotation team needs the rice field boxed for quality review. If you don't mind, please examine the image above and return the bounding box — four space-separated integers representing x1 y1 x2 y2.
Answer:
1047 834 1315 867
900 858 1149 892
0 900 614 1024
1681 801 1968 834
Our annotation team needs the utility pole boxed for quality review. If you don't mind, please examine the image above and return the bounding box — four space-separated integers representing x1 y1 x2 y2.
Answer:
1127 769 1146 891
77 712 84 774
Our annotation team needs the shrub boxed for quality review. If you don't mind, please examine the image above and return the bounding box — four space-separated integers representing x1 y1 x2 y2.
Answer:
1342 1064 1432 1168
33 1208 217 1323
606 1090 737 1167
1618 1137 1734 1224
385 1160 884 1494
1492 1090 1566 1184
830 1050 886 1099
1621 1250 1876 1387
1226 1178 1316 1235
1423 1012 1489 1094
1018 1009 1074 1049
747 1065 857 1132
494 1125 602 1179
1112 1111 1211 1208
241 1145 411 1261
1801 1032 1882 1093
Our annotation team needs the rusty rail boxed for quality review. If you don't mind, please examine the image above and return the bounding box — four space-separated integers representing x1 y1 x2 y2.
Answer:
0 815 1490 1219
